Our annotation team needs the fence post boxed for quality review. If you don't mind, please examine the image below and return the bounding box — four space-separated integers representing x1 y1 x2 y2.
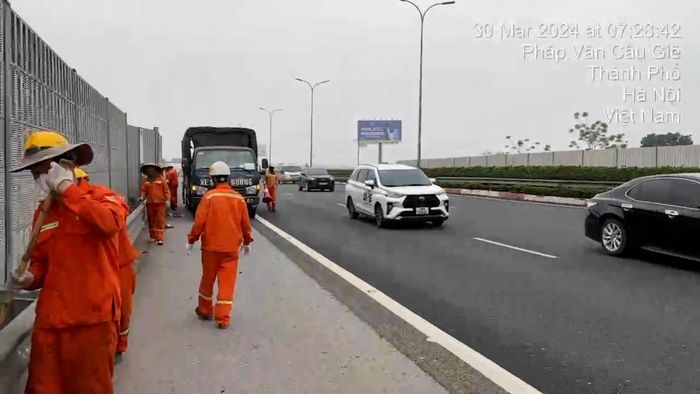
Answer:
655 146 659 167
154 126 159 162
104 97 112 188
2 1 12 283
615 148 620 168
526 153 530 166
71 69 79 142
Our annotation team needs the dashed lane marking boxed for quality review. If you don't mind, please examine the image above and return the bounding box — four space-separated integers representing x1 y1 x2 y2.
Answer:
473 237 559 259
255 216 542 394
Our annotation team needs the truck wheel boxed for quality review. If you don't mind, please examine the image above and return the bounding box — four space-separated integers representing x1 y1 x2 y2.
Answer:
248 206 257 219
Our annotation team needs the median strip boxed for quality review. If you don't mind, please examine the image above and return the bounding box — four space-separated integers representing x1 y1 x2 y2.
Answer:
473 237 559 259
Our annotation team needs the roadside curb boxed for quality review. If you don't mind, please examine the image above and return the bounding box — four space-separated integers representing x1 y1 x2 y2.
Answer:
444 188 586 207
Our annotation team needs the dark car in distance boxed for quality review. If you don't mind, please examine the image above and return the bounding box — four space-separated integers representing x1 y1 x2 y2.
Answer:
585 173 700 261
299 168 335 192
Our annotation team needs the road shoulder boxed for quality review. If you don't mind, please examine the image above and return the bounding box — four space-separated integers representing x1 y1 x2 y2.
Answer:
114 218 445 393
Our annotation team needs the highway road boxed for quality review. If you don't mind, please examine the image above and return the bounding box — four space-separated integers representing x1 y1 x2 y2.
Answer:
255 184 700 394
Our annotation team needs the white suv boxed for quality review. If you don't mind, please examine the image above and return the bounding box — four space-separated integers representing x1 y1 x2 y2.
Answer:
344 164 449 227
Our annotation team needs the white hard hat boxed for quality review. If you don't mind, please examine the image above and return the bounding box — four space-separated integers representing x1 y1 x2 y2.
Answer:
209 161 230 177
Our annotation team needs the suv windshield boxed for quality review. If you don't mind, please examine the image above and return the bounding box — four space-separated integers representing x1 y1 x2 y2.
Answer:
283 166 302 172
195 149 256 170
378 169 431 187
306 169 329 176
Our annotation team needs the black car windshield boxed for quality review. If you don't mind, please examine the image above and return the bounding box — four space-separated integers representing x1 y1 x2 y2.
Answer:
378 169 431 187
283 166 302 172
306 169 329 176
195 149 256 170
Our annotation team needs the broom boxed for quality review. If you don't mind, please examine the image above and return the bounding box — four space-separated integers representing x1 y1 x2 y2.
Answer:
0 194 54 325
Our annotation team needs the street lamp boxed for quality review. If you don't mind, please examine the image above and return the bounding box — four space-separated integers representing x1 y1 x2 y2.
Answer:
399 0 455 168
295 77 330 167
259 107 282 164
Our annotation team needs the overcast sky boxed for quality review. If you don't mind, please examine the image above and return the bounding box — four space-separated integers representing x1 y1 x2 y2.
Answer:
14 0 699 167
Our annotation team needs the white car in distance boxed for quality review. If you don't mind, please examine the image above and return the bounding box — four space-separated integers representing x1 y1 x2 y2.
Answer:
344 164 449 227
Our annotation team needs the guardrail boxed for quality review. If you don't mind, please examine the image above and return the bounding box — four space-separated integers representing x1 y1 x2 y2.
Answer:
0 202 147 393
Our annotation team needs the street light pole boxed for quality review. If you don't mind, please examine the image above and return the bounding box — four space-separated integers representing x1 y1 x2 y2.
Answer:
295 78 330 167
259 107 282 164
399 0 455 168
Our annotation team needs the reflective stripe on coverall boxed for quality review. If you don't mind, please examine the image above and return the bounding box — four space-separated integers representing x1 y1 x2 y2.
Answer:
187 183 253 325
24 183 125 394
141 178 169 241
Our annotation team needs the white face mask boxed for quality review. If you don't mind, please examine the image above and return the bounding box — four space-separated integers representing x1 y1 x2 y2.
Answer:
34 173 50 194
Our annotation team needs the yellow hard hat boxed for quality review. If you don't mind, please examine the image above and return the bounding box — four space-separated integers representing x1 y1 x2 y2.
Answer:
74 167 88 179
12 130 93 172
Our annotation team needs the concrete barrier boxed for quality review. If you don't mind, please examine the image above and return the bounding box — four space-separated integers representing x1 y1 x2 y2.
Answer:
0 202 146 393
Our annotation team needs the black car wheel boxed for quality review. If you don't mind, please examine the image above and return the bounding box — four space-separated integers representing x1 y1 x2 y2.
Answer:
347 197 358 219
601 218 627 256
298 182 303 191
374 204 386 228
329 186 335 192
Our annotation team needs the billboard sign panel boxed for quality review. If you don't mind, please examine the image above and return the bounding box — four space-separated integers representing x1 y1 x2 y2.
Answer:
357 120 402 144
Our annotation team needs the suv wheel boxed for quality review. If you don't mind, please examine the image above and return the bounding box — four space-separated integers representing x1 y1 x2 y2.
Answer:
601 218 627 256
298 182 303 191
374 204 386 228
347 197 359 219
432 219 445 227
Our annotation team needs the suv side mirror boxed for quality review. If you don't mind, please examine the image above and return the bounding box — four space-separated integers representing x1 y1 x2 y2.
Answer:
429 178 436 183
364 179 375 188
261 159 269 169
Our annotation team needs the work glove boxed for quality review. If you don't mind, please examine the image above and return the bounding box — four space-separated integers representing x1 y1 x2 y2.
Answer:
240 244 251 256
185 242 194 255
45 162 74 193
10 261 34 289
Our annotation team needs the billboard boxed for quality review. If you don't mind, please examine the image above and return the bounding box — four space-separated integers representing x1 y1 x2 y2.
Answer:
357 120 402 144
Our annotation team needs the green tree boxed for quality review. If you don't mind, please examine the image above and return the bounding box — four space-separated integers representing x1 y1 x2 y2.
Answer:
640 132 693 147
505 136 551 153
568 112 627 150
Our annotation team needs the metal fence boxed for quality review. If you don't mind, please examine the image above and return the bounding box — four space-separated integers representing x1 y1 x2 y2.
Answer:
0 2 162 283
399 145 700 169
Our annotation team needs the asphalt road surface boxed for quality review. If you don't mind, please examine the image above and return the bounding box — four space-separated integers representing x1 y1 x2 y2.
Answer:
255 184 700 394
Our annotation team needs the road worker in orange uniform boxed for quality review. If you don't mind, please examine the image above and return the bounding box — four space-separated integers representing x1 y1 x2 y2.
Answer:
187 161 253 329
10 131 124 394
165 164 181 217
75 167 139 360
140 163 170 245
264 166 279 212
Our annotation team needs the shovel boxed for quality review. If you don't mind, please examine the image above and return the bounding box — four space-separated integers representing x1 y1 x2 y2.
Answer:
0 194 54 326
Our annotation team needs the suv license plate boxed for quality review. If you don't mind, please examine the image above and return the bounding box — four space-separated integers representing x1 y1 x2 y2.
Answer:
416 207 429 215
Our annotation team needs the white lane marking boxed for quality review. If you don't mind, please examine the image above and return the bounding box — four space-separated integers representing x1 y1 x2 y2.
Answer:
256 216 541 394
473 238 558 259
286 193 295 196
455 194 584 209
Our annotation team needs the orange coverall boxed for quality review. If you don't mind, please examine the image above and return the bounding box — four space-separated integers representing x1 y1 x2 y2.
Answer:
24 183 125 394
77 180 139 353
187 183 253 326
141 176 170 241
264 172 278 211
166 167 179 210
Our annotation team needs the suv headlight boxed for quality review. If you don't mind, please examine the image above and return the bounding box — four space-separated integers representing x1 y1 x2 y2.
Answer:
308 177 315 181
386 190 404 199
245 185 257 195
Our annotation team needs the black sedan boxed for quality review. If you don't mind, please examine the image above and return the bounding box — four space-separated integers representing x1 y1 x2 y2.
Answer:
299 168 335 192
585 173 700 261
